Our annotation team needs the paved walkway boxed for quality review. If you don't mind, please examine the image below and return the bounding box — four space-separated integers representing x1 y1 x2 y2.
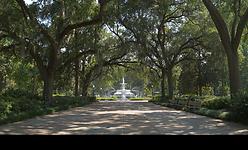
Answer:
0 101 247 135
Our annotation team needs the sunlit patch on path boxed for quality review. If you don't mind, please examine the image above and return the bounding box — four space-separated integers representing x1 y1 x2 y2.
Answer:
0 101 247 135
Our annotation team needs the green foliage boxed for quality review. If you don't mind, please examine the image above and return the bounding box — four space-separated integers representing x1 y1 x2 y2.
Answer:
128 97 149 101
10 97 43 113
201 96 231 110
10 61 41 93
150 94 248 125
96 97 117 101
202 86 214 95
0 93 96 125
0 89 43 121
175 95 204 102
0 0 248 128
0 96 12 119
1 89 43 113
2 88 40 99
149 95 169 102
240 43 248 89
51 96 96 110
0 55 42 95
231 90 248 122
196 108 233 121
178 62 198 95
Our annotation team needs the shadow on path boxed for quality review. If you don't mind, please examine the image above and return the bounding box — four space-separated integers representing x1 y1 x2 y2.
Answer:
0 101 247 135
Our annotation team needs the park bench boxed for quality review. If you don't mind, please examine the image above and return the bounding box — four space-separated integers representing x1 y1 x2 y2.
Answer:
168 100 178 107
167 98 201 111
186 100 201 110
168 99 187 109
177 100 188 108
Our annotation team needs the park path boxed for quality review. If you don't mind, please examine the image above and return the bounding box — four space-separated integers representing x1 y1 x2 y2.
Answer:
0 101 247 135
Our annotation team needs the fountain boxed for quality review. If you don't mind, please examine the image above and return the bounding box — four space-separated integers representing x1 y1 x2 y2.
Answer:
113 77 135 100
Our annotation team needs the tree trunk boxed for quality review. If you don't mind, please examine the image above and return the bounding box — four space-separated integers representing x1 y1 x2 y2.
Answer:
227 52 241 98
202 0 244 97
81 80 90 97
0 73 4 92
167 69 174 100
221 73 226 96
198 85 203 96
31 76 37 95
161 68 166 101
43 74 54 105
198 68 203 96
74 59 80 97
80 65 93 97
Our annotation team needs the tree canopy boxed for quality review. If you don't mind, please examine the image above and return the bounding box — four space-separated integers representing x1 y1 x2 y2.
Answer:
0 0 248 105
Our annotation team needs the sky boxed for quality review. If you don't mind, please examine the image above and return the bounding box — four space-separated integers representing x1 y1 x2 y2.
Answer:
25 0 36 5
24 0 99 5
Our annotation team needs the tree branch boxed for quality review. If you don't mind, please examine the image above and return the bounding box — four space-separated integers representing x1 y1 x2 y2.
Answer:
58 0 109 41
57 49 96 72
233 8 248 50
202 0 232 54
15 0 56 48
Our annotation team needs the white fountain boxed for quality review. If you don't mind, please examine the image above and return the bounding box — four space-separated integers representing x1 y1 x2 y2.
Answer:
121 77 127 100
113 77 135 100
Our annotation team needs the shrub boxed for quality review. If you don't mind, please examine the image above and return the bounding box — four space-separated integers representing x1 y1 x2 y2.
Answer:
175 96 189 102
97 97 117 101
2 89 43 113
175 95 198 102
53 96 96 109
2 88 40 99
196 108 233 120
0 95 96 125
201 96 231 110
129 98 147 101
150 95 170 102
202 86 214 95
231 90 248 122
0 96 13 119
11 97 43 113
